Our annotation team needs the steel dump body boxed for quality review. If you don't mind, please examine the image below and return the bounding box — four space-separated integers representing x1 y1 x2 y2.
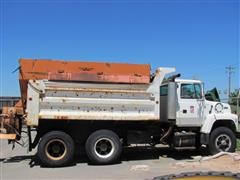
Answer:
19 59 151 107
25 68 175 126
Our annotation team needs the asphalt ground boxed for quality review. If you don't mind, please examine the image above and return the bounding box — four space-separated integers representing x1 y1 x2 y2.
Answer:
0 138 216 180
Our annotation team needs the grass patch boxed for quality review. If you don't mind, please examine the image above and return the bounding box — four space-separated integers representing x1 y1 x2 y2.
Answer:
237 139 240 151
237 123 240 151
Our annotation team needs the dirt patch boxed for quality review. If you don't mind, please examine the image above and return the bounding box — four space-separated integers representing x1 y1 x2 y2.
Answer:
171 152 240 173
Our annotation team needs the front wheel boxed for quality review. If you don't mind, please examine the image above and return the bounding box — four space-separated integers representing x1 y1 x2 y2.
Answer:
209 127 236 154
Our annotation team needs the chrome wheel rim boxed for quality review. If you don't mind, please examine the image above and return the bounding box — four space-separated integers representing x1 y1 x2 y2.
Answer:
215 134 232 152
94 138 114 159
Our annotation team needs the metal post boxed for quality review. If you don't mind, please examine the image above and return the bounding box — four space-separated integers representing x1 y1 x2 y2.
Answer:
225 66 235 103
237 89 240 116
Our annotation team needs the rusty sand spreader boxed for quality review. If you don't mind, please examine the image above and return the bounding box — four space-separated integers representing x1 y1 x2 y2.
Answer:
1 58 151 140
19 58 151 105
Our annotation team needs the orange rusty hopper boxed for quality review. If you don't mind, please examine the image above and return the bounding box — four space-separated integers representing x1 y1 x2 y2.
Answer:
19 58 151 105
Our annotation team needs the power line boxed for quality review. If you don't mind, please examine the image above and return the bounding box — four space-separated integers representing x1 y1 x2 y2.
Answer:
225 65 235 102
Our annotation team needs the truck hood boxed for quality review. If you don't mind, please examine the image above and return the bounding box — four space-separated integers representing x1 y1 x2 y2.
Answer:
204 100 232 114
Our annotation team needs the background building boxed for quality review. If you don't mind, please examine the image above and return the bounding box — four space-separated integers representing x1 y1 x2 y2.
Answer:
0 96 20 112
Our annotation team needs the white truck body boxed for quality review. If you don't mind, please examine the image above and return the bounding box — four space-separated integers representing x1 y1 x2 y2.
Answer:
26 68 175 126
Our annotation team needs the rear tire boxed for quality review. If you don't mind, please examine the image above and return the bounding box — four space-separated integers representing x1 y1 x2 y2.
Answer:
209 127 236 154
85 129 122 164
38 131 75 167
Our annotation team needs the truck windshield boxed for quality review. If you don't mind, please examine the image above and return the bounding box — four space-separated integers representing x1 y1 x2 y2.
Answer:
181 83 202 99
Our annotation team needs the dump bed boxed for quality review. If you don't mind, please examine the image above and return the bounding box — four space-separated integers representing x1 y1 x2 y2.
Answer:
26 75 175 126
1 59 175 140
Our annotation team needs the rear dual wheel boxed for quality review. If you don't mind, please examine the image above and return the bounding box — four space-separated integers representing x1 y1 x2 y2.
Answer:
38 131 75 167
38 130 122 166
85 130 122 164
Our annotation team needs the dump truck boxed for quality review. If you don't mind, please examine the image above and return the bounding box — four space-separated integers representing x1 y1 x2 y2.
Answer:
0 58 239 167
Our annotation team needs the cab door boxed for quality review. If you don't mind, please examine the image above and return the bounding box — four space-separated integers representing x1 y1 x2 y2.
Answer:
176 83 204 127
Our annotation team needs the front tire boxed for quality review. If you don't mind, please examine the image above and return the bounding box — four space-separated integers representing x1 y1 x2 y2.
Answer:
85 129 122 164
209 127 236 154
38 131 75 167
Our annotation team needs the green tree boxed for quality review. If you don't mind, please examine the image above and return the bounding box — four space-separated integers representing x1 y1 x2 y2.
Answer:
229 89 240 106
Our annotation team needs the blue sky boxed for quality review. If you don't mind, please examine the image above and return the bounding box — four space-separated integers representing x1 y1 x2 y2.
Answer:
0 0 239 99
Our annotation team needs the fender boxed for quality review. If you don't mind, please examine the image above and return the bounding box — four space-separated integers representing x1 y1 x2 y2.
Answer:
201 113 238 134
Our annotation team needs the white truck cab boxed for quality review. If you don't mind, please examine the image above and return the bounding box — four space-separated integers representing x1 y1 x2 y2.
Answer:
174 78 239 153
175 79 204 127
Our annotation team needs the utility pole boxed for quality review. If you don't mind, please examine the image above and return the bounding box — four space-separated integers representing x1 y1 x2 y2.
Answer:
225 66 235 103
237 89 239 116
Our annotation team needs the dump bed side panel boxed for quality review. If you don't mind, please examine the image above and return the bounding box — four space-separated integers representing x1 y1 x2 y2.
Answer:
26 80 158 126
25 68 176 126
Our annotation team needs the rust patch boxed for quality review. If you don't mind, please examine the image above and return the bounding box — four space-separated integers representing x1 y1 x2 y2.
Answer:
97 72 103 75
54 116 68 120
134 73 142 77
26 72 48 75
105 63 111 67
57 70 64 73
79 67 94 71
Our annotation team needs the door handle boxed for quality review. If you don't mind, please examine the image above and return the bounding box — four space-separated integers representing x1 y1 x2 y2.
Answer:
183 109 187 113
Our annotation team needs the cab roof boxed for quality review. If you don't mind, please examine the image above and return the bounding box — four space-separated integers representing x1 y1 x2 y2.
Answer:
175 79 202 84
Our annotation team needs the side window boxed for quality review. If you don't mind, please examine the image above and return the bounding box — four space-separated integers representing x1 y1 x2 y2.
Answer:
160 85 168 96
181 84 195 99
181 83 202 99
194 83 202 99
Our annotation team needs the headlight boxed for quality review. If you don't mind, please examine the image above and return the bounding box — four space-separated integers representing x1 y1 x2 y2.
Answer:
215 103 223 113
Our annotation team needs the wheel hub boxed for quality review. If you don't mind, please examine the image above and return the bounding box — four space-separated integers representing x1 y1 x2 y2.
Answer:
45 139 67 161
100 143 108 151
215 134 231 152
221 140 227 146
94 138 115 159
52 145 61 153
